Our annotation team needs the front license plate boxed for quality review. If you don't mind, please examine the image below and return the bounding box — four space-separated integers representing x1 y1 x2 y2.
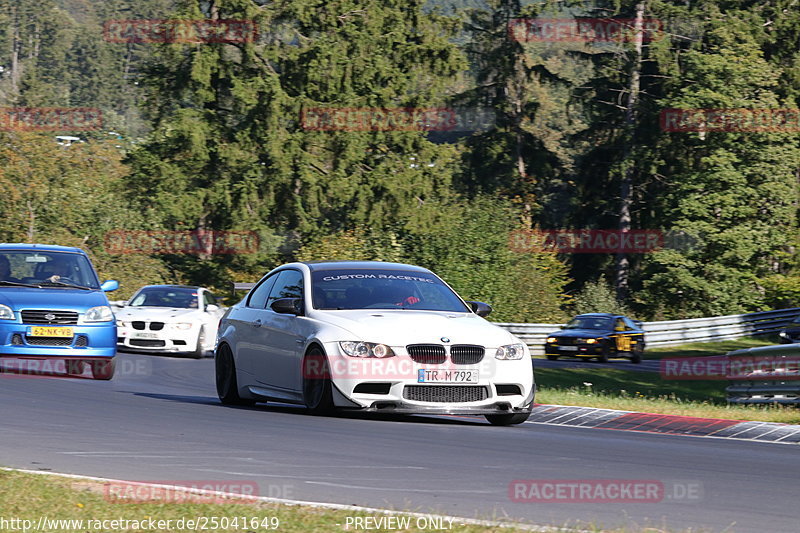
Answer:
132 332 159 339
29 326 73 337
417 369 479 383
559 345 579 351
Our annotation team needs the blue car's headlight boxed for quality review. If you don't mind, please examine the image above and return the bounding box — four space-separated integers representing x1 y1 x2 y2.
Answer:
85 306 114 323
0 304 13 320
495 343 526 360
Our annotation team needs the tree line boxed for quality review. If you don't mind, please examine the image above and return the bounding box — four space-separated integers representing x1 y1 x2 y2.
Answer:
0 0 798 321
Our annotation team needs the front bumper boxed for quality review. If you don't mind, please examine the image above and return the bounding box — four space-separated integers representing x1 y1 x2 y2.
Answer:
0 322 116 358
321 343 536 414
117 326 198 353
546 343 604 357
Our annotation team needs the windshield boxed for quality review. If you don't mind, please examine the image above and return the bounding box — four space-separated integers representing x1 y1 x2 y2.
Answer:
0 251 100 289
564 317 613 330
129 287 199 308
311 269 471 312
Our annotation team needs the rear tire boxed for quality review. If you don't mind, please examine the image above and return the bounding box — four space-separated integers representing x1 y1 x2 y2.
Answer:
631 344 643 364
215 344 254 406
303 347 334 415
90 358 115 380
485 412 531 426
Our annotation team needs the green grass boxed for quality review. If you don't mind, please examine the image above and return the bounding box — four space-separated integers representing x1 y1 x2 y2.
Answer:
0 470 706 533
534 335 800 424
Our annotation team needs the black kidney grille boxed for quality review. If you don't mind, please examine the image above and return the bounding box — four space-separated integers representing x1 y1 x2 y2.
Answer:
20 310 78 325
403 385 489 403
132 321 146 330
149 322 164 331
450 345 485 364
406 344 447 364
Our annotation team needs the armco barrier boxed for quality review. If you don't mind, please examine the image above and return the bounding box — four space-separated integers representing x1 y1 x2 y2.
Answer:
726 344 800 404
496 308 800 355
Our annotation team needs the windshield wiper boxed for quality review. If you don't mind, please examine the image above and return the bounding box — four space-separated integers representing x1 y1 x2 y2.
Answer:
40 281 93 290
0 280 42 288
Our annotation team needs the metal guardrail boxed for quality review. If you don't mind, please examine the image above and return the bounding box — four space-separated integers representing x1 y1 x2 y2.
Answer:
496 308 800 355
725 344 800 404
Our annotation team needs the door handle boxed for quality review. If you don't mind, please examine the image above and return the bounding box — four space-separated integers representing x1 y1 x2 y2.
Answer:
251 319 262 327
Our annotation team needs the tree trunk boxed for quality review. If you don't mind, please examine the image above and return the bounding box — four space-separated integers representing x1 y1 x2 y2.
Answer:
615 2 645 302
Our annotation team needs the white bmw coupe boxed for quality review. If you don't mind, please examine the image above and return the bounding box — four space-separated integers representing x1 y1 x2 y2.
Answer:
116 285 225 358
215 261 535 425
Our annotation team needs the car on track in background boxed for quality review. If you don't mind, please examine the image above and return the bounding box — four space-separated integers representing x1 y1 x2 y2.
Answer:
544 313 645 363
0 243 118 379
215 261 535 425
116 285 225 358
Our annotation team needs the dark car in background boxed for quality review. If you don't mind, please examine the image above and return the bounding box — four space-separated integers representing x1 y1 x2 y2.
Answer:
544 313 645 363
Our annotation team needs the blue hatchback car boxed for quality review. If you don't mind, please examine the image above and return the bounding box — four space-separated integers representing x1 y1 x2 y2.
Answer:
0 244 119 379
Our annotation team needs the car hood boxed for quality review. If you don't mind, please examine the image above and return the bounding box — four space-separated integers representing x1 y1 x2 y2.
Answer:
115 307 200 321
0 287 108 310
310 309 518 347
550 328 611 338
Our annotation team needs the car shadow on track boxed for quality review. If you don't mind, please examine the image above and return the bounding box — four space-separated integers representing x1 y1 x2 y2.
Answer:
129 391 489 425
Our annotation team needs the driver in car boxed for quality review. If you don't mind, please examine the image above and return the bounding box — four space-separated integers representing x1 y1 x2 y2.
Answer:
44 258 74 283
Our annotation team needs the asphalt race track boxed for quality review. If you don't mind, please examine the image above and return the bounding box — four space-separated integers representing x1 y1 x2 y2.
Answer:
1 353 799 532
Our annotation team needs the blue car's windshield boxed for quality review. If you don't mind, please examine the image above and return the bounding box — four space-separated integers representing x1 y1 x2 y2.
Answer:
0 251 100 289
129 287 199 308
564 317 613 330
311 269 470 312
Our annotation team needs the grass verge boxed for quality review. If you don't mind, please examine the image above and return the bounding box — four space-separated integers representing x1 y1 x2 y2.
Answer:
642 335 780 360
534 367 800 424
0 469 705 533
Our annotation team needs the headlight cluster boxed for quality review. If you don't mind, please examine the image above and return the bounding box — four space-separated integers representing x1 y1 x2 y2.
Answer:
546 337 557 343
339 341 395 358
577 338 599 344
170 322 193 330
495 343 525 360
0 304 14 320
85 306 113 323
780 331 788 338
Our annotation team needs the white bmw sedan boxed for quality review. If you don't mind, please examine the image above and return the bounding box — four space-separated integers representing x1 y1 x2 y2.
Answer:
116 285 225 358
215 261 535 425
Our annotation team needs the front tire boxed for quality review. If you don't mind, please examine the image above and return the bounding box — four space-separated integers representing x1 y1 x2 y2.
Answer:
192 326 207 359
546 354 558 361
302 347 334 414
485 412 531 426
65 359 84 376
215 344 254 406
630 344 643 364
90 358 115 380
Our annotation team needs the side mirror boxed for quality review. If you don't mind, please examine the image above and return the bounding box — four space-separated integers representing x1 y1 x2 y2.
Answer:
205 304 220 312
466 300 493 318
271 298 303 315
101 280 119 292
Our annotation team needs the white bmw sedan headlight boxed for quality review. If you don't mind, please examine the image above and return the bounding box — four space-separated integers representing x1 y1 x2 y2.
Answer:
339 341 395 358
171 322 193 330
495 343 526 360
